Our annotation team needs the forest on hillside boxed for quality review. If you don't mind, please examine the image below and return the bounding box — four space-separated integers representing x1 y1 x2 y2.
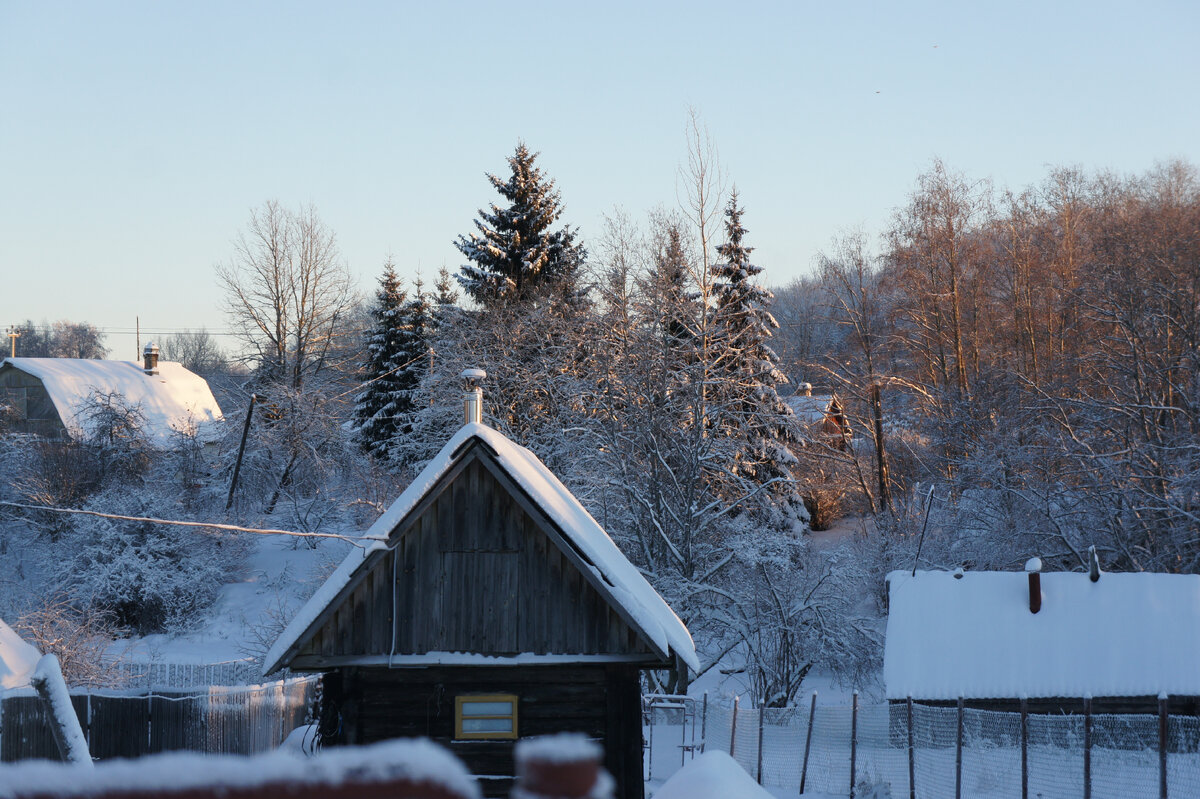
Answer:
2 139 1197 706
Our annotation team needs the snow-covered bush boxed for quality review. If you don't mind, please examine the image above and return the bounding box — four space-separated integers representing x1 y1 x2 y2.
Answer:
15 594 128 687
55 488 238 634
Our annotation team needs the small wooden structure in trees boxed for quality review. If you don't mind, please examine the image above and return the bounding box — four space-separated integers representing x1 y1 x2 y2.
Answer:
787 383 851 450
265 398 697 798
884 564 1200 715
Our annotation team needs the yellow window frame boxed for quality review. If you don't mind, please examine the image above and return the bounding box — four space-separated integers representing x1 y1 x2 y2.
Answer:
455 693 519 740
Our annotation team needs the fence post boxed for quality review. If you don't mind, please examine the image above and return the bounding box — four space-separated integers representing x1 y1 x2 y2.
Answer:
907 696 915 799
799 691 817 795
701 692 708 754
849 691 859 799
955 697 964 799
1159 694 1168 799
756 700 765 784
1083 696 1092 799
1020 697 1029 799
730 696 739 758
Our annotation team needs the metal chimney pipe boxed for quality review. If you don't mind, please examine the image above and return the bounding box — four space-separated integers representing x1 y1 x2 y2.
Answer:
461 368 486 425
1025 557 1043 614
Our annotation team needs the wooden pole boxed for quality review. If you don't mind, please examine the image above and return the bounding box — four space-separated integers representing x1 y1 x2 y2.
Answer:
1159 695 1168 799
849 691 859 799
907 697 916 799
756 700 765 785
226 394 257 510
1020 697 1029 799
955 697 964 799
701 692 708 754
730 696 739 758
799 692 817 795
1083 697 1092 799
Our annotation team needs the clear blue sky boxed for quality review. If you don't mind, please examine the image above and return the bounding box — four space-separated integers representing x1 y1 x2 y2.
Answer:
2 1 1197 357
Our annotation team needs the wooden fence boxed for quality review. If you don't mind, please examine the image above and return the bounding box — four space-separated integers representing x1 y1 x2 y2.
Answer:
0 676 318 762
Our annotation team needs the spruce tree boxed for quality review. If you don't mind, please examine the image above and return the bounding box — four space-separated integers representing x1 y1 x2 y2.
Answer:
711 191 803 519
456 142 587 308
354 262 409 460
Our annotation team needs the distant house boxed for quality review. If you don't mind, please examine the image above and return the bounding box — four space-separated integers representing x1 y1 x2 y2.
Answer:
264 389 698 798
0 344 223 446
884 565 1200 714
787 383 851 450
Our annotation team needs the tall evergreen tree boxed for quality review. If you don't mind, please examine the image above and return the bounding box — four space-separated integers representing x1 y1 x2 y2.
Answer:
711 191 802 519
354 262 410 460
456 142 587 308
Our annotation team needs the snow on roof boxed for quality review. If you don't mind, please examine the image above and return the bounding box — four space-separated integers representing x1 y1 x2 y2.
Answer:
0 617 41 691
1 357 223 446
884 569 1200 700
786 394 836 425
265 422 698 676
653 751 774 799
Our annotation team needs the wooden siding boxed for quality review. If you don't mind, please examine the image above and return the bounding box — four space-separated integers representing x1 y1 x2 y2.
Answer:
293 445 657 665
322 665 644 799
0 365 66 437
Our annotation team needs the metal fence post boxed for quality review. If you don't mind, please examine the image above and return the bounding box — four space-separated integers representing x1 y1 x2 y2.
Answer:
1084 696 1092 799
955 697 964 799
799 691 817 795
756 700 765 785
907 696 915 799
849 691 859 799
1020 697 1029 799
701 692 708 754
730 696 739 758
1159 694 1168 799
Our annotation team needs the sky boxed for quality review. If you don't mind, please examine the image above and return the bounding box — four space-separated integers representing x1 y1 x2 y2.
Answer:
1 1 1197 359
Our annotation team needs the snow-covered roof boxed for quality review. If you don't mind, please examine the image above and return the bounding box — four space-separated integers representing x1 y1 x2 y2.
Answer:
0 617 41 691
265 422 698 676
1 357 223 446
884 569 1200 700
786 394 837 425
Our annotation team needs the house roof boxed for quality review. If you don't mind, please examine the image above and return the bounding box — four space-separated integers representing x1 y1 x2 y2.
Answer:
0 617 41 691
786 394 837 425
264 422 699 676
0 357 223 446
884 569 1200 700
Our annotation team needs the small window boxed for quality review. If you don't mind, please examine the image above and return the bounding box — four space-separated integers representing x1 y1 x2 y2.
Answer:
455 693 518 740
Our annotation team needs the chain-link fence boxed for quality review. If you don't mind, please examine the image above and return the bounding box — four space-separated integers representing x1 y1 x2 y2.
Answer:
645 694 1200 797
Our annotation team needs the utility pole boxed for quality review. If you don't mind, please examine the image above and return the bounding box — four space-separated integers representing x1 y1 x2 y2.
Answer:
6 326 19 358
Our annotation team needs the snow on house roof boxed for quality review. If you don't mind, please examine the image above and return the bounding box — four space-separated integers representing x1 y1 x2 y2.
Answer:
264 422 699 676
884 569 1200 700
786 394 836 425
0 617 41 691
1 357 223 446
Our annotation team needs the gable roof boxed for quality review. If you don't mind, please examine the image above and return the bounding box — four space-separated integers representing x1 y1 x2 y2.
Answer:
265 422 698 676
0 617 41 691
786 394 839 425
884 569 1200 700
0 357 224 446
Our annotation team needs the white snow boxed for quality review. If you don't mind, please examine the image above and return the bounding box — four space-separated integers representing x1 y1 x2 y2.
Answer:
1 357 223 446
786 394 835 425
265 422 698 676
514 733 602 765
30 654 92 766
0 737 479 798
884 568 1200 700
652 751 774 799
0 617 41 690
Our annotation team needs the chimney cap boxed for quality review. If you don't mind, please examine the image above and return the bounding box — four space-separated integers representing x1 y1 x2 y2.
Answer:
460 368 487 380
144 341 159 354
1025 557 1043 573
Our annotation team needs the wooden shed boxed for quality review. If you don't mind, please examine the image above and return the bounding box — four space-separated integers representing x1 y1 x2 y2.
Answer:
0 348 223 445
884 567 1200 715
264 421 698 798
